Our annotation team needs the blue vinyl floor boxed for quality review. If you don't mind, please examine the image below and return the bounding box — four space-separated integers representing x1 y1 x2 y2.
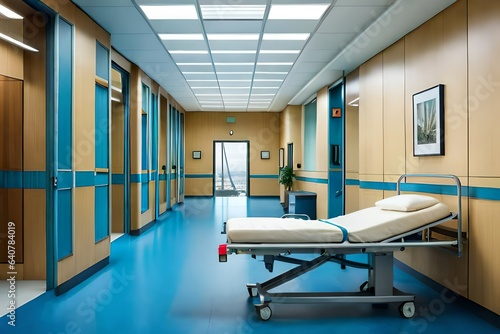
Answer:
1 197 499 334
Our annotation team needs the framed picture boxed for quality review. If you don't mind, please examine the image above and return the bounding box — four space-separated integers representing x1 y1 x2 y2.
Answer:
279 148 284 168
192 151 201 159
331 108 342 118
413 84 444 156
261 151 270 159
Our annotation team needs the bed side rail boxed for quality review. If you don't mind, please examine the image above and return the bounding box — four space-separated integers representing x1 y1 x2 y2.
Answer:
396 173 463 257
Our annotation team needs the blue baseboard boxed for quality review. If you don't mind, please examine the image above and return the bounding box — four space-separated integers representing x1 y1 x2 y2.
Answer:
55 257 109 296
130 219 156 236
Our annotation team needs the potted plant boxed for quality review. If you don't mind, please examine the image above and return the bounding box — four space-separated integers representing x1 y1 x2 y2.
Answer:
279 166 295 210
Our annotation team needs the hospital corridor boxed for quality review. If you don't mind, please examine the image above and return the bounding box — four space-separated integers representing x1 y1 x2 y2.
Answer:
1 0 500 333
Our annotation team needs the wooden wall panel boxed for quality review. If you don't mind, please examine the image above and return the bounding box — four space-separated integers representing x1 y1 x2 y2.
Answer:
185 178 213 196
111 185 124 233
345 70 359 177
382 40 406 177
280 105 302 171
344 184 359 214
469 177 500 314
74 10 96 171
0 189 23 262
468 0 500 177
130 183 140 231
94 237 110 263
111 101 125 174
250 179 280 197
74 187 95 274
140 182 155 227
23 189 46 279
0 80 23 170
0 26 23 79
359 54 383 176
316 86 329 171
23 16 46 171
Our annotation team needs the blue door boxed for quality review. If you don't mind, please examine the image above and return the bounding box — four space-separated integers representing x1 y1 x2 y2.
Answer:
328 81 345 218
46 16 74 289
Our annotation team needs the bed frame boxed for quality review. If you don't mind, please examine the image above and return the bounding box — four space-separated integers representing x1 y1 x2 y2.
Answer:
219 174 464 321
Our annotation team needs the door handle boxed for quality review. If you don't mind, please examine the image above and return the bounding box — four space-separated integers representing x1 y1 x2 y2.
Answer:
335 189 342 197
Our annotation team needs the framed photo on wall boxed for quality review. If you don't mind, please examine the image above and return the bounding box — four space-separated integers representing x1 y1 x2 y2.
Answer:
261 151 270 159
413 84 445 156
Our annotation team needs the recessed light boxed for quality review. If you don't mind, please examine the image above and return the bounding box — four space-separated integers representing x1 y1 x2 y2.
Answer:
0 4 22 19
207 34 259 41
257 62 293 66
169 50 209 54
200 5 266 20
211 50 256 54
268 4 329 20
263 33 310 40
140 5 198 20
0 32 38 52
260 50 300 54
159 34 204 40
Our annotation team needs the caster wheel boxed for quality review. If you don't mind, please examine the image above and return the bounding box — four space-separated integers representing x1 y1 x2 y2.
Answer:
247 287 258 298
255 304 272 321
359 281 369 292
399 301 416 319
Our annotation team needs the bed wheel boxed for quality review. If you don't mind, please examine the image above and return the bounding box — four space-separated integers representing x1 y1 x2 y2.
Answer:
247 287 258 298
399 302 416 318
255 304 272 321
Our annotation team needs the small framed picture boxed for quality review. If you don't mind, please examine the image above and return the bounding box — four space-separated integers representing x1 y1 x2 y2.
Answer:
332 108 342 118
413 84 445 156
261 151 270 159
192 151 201 159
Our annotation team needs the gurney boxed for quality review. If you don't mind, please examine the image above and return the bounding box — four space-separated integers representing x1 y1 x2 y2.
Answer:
218 174 464 321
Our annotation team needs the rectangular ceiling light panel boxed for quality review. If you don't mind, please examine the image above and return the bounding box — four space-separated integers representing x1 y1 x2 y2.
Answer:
268 4 329 20
141 5 198 20
201 5 266 20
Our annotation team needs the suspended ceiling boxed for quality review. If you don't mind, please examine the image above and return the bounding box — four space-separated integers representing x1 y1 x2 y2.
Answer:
71 0 456 112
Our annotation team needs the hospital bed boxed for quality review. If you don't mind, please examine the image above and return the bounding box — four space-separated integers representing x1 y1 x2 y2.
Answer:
218 174 464 321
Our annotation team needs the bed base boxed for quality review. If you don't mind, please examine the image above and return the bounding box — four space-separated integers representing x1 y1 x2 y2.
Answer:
245 251 416 321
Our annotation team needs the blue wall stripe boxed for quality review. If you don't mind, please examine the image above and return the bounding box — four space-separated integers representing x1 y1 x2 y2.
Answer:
24 171 47 189
296 176 328 184
185 174 213 179
0 171 22 188
469 186 500 200
359 181 396 191
159 174 167 181
250 174 278 179
112 174 124 185
131 174 149 183
346 179 360 186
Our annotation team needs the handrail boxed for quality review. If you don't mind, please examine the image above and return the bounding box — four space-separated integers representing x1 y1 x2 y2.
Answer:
396 174 463 257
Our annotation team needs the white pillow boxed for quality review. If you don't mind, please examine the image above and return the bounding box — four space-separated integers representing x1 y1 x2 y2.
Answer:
375 194 439 212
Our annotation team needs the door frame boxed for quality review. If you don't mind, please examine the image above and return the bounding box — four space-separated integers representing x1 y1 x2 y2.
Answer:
328 79 346 218
212 140 250 197
111 62 131 235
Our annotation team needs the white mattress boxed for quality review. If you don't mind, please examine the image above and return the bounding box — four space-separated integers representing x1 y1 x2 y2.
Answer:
226 202 450 244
